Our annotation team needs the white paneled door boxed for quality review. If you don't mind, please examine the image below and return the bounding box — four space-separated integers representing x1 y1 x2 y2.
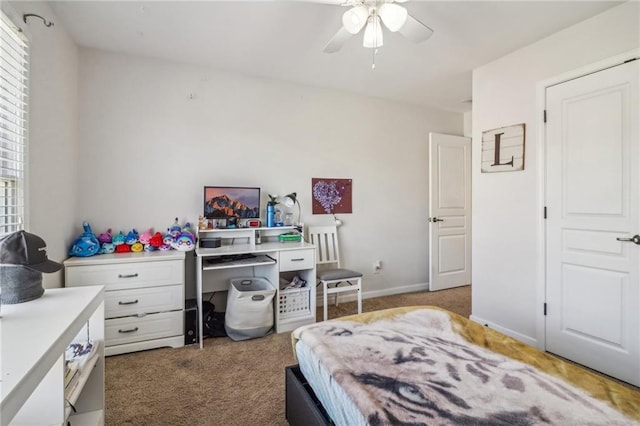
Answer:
428 133 471 291
545 59 639 386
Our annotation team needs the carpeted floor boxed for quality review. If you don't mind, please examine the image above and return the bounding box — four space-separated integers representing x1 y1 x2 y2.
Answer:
105 285 471 425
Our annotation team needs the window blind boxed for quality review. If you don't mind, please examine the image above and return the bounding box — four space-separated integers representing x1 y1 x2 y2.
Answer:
0 11 28 235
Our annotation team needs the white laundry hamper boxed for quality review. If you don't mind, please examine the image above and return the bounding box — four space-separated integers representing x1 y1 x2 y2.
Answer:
225 277 276 341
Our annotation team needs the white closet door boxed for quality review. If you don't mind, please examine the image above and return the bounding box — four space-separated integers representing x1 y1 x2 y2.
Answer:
545 59 639 386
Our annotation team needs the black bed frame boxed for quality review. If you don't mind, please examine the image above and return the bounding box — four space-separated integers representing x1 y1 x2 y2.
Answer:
285 365 333 426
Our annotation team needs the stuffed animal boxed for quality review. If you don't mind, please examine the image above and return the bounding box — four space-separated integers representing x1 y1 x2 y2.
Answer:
130 242 144 252
169 218 182 238
125 229 139 245
159 243 172 251
98 228 112 244
139 228 153 245
181 222 195 244
149 232 163 248
163 231 175 247
69 222 101 257
101 242 116 254
115 243 131 253
112 231 126 246
144 243 157 252
172 233 195 251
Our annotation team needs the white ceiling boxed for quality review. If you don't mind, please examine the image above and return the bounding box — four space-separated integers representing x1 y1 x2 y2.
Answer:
48 1 620 113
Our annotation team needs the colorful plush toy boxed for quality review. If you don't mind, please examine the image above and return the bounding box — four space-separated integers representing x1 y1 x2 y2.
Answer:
144 243 157 252
131 242 144 252
181 222 195 244
98 228 112 244
115 243 131 253
159 243 172 251
169 218 182 238
69 222 101 257
139 228 153 245
101 242 116 254
149 232 163 248
163 231 175 247
112 231 126 246
125 229 139 245
172 233 195 251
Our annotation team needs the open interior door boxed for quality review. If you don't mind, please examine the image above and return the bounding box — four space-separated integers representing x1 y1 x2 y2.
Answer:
428 133 471 291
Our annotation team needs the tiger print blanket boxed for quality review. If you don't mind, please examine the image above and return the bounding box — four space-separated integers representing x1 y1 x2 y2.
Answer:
292 306 640 426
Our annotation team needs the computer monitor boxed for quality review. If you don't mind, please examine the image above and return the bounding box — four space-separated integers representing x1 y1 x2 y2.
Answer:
203 186 261 219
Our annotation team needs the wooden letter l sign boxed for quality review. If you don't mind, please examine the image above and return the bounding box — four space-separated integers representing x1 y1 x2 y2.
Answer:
481 123 525 172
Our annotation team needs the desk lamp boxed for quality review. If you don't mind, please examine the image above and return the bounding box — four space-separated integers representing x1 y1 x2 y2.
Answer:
282 192 302 232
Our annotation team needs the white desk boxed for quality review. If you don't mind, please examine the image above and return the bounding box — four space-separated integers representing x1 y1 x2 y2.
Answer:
1 286 105 426
195 227 316 348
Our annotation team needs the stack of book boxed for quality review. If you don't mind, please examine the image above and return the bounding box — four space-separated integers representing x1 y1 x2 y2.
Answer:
64 340 97 398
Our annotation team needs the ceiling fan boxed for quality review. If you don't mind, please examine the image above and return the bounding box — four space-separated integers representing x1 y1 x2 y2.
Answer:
322 0 434 53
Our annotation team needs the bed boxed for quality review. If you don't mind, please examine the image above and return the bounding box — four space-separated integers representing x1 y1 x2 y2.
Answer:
286 306 640 426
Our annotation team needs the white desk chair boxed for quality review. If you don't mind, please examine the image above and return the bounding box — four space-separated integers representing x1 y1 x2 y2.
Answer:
307 225 363 321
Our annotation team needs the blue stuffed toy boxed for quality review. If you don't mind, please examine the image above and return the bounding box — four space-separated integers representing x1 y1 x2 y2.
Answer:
101 242 116 254
125 229 139 245
112 231 126 246
69 222 101 257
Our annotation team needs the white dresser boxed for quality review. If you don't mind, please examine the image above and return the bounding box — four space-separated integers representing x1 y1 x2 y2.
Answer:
64 251 186 356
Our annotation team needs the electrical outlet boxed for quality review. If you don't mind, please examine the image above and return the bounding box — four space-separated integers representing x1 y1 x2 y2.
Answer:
373 260 382 274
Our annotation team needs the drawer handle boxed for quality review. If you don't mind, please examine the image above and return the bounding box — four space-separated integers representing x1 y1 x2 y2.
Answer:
118 299 139 305
290 258 305 262
252 295 265 301
118 327 139 334
118 273 139 279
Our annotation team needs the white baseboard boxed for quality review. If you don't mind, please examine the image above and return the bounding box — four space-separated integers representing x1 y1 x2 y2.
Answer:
364 282 429 299
469 315 537 347
315 282 429 306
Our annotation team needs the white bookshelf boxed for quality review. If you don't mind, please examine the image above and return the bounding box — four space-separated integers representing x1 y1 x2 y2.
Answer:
1 286 105 426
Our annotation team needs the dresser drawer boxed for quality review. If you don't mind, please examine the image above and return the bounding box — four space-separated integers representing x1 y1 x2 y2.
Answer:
279 249 315 272
105 284 183 319
105 310 183 346
66 259 184 290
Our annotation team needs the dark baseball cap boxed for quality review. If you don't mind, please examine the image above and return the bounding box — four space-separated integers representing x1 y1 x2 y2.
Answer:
0 230 62 273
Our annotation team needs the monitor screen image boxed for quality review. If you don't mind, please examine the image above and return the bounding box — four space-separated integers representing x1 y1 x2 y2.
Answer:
204 186 261 219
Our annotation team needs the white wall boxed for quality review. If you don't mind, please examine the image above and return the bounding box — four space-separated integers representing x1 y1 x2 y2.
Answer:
77 48 462 296
471 1 639 345
4 1 79 288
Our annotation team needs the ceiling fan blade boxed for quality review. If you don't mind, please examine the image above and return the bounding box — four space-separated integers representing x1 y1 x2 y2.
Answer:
398 14 434 44
288 0 356 4
323 26 353 53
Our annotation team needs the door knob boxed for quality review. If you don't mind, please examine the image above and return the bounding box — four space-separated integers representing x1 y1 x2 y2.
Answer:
616 234 640 245
429 217 444 222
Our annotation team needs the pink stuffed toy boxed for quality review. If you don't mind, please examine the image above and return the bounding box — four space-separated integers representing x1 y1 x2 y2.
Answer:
139 228 153 245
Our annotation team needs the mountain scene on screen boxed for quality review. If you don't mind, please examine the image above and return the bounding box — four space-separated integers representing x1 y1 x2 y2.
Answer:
205 194 259 218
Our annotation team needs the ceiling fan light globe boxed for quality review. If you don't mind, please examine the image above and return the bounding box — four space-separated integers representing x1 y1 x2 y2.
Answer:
379 3 408 32
342 5 369 35
363 15 383 48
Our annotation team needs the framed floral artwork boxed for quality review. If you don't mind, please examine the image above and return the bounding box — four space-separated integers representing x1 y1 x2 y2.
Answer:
311 178 352 214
